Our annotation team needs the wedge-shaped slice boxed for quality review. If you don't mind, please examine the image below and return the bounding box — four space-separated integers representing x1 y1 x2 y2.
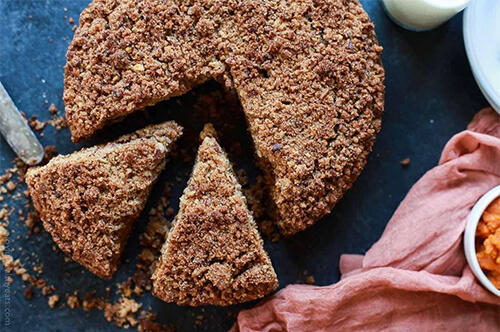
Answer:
26 121 182 279
152 125 278 306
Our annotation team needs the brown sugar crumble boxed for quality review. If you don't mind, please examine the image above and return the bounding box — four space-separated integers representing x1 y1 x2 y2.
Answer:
6 181 16 191
48 103 58 114
65 0 385 236
305 275 316 285
24 286 34 300
46 103 68 131
25 102 69 134
152 125 278 306
67 294 81 309
104 297 142 328
28 116 47 132
296 270 317 285
400 157 411 168
48 294 60 308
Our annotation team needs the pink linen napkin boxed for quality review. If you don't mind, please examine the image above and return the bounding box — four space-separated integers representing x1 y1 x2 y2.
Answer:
232 108 500 331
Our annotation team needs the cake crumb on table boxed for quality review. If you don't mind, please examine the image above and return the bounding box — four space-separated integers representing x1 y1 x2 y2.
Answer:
48 294 60 308
67 294 81 309
28 116 47 132
305 275 316 285
104 298 142 328
6 181 15 191
48 103 58 114
400 158 411 168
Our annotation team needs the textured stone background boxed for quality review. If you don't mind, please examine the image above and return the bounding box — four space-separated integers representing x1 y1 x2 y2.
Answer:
0 0 489 331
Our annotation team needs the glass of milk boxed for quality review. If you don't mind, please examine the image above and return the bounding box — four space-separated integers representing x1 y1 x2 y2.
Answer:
381 0 471 31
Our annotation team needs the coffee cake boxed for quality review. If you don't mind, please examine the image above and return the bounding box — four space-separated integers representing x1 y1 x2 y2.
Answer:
152 125 278 305
65 0 385 235
26 121 183 278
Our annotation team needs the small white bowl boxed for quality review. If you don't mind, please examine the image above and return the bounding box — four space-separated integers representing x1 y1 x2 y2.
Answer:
464 184 500 297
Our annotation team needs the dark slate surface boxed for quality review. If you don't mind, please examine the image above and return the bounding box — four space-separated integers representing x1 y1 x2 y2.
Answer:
0 0 489 331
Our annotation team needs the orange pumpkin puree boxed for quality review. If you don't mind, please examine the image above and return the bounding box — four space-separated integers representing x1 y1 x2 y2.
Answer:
476 196 500 289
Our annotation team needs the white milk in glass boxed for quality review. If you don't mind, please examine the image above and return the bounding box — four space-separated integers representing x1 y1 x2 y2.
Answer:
381 0 470 31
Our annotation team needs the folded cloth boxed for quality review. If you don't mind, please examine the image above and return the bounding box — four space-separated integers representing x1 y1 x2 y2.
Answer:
232 108 500 332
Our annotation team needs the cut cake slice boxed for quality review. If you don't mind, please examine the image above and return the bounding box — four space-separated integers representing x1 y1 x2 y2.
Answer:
26 121 183 279
152 124 278 306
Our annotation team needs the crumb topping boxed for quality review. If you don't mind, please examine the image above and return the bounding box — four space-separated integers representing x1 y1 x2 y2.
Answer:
152 125 278 305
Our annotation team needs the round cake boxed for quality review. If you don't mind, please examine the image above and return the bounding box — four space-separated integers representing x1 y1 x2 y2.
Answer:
64 0 385 235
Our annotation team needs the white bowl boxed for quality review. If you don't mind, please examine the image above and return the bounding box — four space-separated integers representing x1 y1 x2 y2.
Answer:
463 0 500 115
464 184 500 297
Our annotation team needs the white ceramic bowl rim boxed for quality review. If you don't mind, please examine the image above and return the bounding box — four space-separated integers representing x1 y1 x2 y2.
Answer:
463 184 500 297
463 1 500 114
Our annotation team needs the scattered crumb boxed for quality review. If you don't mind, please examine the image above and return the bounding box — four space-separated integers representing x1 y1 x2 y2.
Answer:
46 103 68 131
82 292 105 311
400 158 410 168
0 173 12 184
48 295 60 308
25 211 39 232
305 275 315 285
104 298 142 328
67 295 81 309
48 103 58 114
42 285 55 296
138 311 173 332
28 116 47 132
24 286 34 300
6 181 15 191
47 116 68 131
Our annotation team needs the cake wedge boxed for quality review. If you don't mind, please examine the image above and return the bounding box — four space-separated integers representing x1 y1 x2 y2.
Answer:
26 121 182 279
152 124 278 306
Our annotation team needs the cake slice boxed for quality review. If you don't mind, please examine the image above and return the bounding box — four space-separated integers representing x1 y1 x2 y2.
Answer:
152 124 278 306
26 121 183 279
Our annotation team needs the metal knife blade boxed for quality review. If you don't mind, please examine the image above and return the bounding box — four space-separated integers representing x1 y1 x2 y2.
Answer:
0 82 44 165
